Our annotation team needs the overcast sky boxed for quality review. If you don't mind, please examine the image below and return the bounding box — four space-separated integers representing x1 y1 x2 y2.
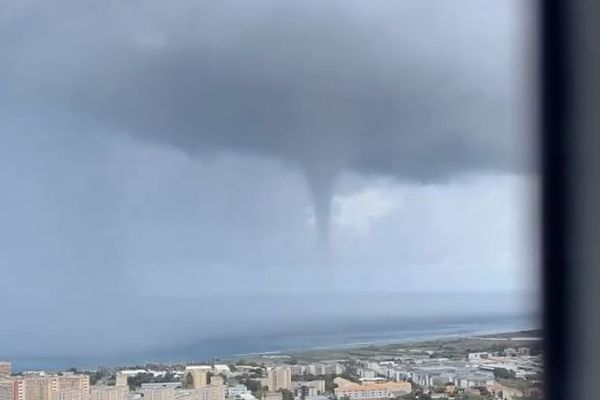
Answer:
0 0 538 362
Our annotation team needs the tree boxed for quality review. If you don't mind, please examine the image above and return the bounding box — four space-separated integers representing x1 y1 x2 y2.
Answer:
298 385 309 400
86 368 109 385
242 379 263 395
493 368 516 380
185 373 194 389
279 389 294 400
324 375 336 393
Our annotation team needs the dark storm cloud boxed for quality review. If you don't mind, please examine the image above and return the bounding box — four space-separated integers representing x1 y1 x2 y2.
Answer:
1 0 529 250
0 1 540 363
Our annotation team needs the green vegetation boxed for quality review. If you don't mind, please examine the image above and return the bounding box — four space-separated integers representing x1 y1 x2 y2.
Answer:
128 372 177 390
248 368 264 378
292 373 336 393
339 365 360 383
521 395 542 400
493 367 516 380
237 360 261 368
278 389 294 400
238 378 263 395
395 389 430 400
432 386 446 393
184 373 194 389
84 368 110 385
274 329 541 364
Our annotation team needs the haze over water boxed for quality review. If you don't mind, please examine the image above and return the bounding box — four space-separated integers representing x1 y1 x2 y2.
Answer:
5 292 538 372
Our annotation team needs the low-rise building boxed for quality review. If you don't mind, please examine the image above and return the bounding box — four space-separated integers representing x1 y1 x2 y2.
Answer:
467 353 490 361
486 383 523 400
174 385 226 400
333 378 411 399
261 392 281 400
226 386 249 399
357 370 375 380
291 380 325 396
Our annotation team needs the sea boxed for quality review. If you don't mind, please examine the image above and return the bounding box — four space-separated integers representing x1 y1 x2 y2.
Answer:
6 312 538 372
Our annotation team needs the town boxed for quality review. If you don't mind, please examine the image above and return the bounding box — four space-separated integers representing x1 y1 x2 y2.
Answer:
0 332 542 400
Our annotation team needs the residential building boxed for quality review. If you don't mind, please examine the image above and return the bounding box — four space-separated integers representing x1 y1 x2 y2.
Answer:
467 353 490 361
0 363 11 379
7 374 91 400
22 376 53 400
0 380 14 400
184 368 211 389
174 386 225 400
208 377 223 387
140 384 180 391
333 378 411 399
266 368 291 392
225 386 250 399
12 378 25 400
305 364 343 376
115 374 128 388
486 384 523 400
261 392 281 400
254 379 268 390
211 367 230 377
139 387 174 400
357 370 375 380
290 381 325 396
91 386 129 400
54 374 90 394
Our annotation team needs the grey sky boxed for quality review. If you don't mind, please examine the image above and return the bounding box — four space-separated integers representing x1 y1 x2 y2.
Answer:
0 0 537 363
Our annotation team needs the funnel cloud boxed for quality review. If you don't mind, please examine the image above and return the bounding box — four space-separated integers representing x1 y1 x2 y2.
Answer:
0 0 532 255
0 0 538 364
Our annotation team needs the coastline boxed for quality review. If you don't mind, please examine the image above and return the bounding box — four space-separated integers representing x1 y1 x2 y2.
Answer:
7 324 542 372
228 327 542 363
